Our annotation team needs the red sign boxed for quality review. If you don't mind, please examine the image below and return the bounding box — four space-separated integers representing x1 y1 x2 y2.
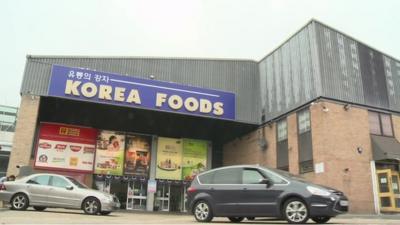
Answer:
34 123 98 173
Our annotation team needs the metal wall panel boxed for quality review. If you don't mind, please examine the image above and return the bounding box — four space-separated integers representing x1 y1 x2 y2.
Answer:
384 56 400 111
259 22 322 122
21 57 260 124
314 21 399 111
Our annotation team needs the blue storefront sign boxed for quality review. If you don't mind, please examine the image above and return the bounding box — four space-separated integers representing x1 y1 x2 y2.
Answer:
48 65 235 120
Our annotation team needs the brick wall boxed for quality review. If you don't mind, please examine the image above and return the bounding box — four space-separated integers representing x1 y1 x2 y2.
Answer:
392 115 400 142
222 100 376 213
308 101 375 213
7 95 40 176
223 125 276 167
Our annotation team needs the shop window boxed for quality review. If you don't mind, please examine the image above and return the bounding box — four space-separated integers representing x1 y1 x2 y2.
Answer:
277 119 288 141
369 111 394 137
298 109 311 134
299 160 314 174
276 118 289 171
297 108 313 174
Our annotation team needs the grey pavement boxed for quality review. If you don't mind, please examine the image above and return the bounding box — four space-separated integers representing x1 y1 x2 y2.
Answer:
0 208 400 224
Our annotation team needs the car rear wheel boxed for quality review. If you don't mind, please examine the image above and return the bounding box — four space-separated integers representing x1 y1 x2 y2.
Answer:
11 193 29 211
311 216 331 224
83 197 101 215
193 200 213 222
100 211 111 215
283 198 309 224
33 206 46 211
228 217 244 223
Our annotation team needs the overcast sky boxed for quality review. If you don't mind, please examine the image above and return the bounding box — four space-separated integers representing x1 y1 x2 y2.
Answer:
1 0 399 107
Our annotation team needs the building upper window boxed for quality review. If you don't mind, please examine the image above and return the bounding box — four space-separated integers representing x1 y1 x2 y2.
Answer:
369 111 393 137
298 109 311 134
277 119 288 142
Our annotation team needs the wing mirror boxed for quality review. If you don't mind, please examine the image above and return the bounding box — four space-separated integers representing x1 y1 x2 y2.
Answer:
66 185 74 190
259 178 272 188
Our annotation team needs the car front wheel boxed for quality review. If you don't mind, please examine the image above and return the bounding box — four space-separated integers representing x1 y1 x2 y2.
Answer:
228 217 244 223
11 193 29 211
311 216 331 224
193 200 213 222
83 197 101 215
283 198 309 224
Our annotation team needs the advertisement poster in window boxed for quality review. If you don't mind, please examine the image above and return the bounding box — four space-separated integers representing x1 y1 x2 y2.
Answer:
155 137 182 180
124 134 151 177
34 123 97 173
182 139 208 181
94 130 125 176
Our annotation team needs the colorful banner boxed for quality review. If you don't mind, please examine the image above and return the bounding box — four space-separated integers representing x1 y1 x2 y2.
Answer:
155 137 183 180
124 134 151 177
182 139 208 181
94 130 125 176
48 65 236 120
34 123 97 173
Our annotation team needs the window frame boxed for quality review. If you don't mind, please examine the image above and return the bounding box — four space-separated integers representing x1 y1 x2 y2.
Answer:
297 108 311 134
242 168 266 185
49 176 71 188
369 111 394 137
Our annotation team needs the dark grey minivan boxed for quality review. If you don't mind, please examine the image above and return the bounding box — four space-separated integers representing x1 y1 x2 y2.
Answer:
187 165 348 224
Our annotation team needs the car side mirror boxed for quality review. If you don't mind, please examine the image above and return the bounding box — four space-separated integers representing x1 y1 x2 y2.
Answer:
259 178 272 188
66 185 74 190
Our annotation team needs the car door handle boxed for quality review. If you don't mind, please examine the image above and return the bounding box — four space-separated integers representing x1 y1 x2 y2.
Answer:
243 188 248 191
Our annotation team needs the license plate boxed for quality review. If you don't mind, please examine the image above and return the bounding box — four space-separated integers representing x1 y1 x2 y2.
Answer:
340 200 348 206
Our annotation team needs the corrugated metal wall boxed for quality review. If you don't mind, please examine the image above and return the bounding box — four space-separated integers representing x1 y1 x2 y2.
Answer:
21 57 260 124
259 22 322 122
314 21 400 111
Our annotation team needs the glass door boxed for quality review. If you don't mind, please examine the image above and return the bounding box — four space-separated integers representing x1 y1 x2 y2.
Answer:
126 181 147 210
391 172 400 212
376 169 400 212
155 183 170 211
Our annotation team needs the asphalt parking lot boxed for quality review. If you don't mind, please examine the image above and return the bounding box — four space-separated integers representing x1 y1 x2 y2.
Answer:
1 208 400 224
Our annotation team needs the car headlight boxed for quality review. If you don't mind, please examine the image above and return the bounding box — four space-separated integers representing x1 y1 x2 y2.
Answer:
306 186 331 196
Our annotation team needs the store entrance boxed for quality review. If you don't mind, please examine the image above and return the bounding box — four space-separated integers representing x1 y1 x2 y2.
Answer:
376 169 400 212
126 180 147 210
154 182 187 212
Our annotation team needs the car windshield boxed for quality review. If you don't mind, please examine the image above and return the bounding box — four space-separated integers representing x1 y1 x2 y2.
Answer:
265 167 308 182
67 177 88 189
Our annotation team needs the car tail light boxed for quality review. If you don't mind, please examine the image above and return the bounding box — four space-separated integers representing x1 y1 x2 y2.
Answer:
187 187 196 193
0 184 6 191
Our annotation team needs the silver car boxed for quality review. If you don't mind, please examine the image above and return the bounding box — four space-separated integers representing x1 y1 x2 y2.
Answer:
0 173 120 215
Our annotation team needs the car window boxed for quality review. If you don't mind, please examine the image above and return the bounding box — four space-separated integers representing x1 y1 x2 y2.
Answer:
27 175 50 185
242 169 265 184
50 176 70 188
212 168 241 184
260 168 288 184
198 172 213 184
67 177 87 189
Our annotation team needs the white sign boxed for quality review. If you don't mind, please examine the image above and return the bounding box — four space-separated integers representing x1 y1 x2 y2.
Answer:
35 139 95 172
148 179 157 193
315 162 325 174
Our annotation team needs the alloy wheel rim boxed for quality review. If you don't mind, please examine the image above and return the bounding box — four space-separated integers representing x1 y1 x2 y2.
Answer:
85 200 98 214
195 202 209 221
13 196 26 209
286 201 307 223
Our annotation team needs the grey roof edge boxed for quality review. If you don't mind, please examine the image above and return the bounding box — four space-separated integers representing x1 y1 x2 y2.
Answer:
257 18 400 63
312 19 400 62
257 18 316 63
26 54 258 63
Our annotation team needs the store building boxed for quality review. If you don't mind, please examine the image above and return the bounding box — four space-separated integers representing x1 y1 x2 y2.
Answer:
7 20 400 214
0 105 18 178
